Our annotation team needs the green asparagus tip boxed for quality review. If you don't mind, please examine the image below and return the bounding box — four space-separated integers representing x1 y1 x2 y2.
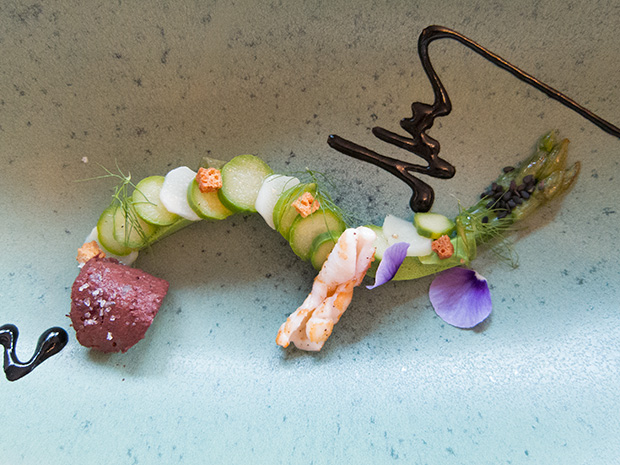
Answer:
456 131 580 257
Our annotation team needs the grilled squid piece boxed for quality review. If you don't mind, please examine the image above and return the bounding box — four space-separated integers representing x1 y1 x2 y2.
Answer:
276 226 376 351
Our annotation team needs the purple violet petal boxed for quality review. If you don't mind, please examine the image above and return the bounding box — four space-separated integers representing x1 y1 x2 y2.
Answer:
366 242 410 289
428 267 492 328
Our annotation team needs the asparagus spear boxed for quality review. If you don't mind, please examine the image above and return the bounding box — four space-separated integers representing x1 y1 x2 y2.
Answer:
375 131 581 280
458 131 580 255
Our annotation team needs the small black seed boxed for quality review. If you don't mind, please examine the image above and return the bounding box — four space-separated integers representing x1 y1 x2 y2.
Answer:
514 197 523 205
521 191 530 199
523 174 534 184
526 185 536 193
486 200 495 209
481 216 489 223
517 184 525 192
503 166 515 173
492 182 500 192
508 199 516 209
509 180 517 191
503 191 512 200
493 191 503 200
497 211 508 219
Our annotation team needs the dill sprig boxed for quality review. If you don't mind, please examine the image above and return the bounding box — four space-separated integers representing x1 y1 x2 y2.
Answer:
290 168 359 228
78 162 153 249
305 168 356 227
457 205 519 268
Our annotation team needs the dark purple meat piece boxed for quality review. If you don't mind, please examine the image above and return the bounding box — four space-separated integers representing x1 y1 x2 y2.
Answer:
70 257 169 353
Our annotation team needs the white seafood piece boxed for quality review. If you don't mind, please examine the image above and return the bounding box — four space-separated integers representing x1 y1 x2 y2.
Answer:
276 226 376 351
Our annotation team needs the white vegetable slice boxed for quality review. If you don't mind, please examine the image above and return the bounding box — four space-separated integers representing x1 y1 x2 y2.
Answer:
382 214 432 257
84 226 139 266
160 166 201 221
255 174 300 229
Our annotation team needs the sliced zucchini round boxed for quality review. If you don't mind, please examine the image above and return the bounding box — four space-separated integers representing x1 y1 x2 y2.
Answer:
413 212 455 239
96 206 137 256
133 176 180 226
289 208 346 261
218 154 273 213
187 178 233 220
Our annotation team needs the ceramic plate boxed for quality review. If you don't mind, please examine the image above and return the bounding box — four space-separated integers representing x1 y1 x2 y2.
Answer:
1 1 619 463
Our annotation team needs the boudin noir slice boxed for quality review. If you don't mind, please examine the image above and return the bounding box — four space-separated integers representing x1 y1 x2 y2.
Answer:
70 257 169 353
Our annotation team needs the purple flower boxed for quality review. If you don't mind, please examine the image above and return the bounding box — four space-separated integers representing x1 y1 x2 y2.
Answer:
428 267 492 328
366 242 409 289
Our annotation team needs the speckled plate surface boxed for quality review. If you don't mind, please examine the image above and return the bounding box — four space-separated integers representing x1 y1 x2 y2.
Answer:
1 1 619 463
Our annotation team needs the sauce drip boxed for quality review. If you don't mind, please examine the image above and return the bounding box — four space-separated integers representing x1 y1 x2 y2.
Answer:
1 324 68 381
328 25 620 212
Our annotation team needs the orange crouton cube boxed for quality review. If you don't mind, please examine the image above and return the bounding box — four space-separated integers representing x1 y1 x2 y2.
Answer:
77 241 106 264
292 192 320 218
196 167 223 193
431 235 454 259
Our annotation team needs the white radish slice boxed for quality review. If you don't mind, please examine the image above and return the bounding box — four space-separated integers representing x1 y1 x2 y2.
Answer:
382 214 432 257
255 174 300 229
160 166 201 221
83 227 139 266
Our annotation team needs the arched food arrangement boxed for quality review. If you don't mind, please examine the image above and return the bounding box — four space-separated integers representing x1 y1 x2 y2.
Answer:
69 131 580 354
3 25 618 381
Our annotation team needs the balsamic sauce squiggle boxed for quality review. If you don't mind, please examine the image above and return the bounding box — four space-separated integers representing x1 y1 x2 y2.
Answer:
1 324 68 381
328 25 620 212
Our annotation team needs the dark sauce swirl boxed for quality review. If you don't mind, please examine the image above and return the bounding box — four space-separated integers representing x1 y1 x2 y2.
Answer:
328 25 620 212
1 324 68 381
